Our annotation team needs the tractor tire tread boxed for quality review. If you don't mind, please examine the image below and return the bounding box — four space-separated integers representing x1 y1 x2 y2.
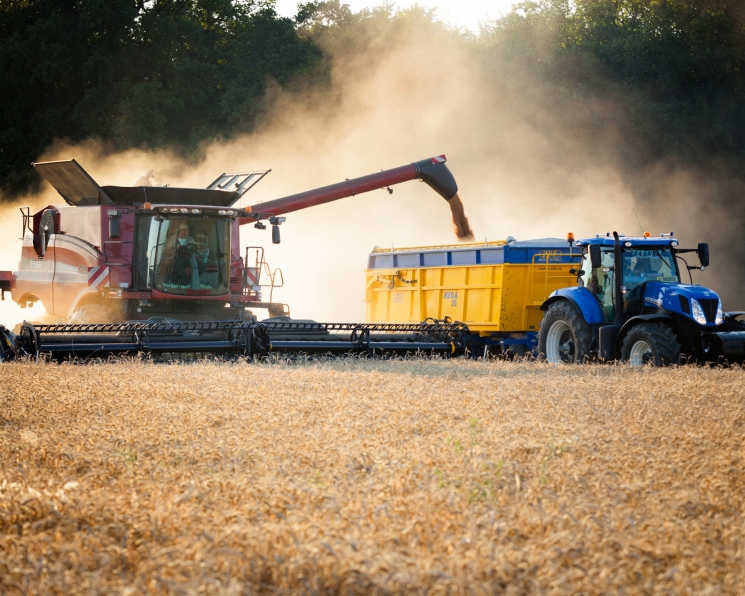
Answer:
538 301 593 363
621 323 681 366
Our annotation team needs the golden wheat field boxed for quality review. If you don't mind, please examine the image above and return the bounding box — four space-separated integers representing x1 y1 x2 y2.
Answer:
0 358 743 595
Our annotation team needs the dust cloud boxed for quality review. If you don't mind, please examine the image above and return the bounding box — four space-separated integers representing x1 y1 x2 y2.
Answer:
0 194 56 330
0 15 740 326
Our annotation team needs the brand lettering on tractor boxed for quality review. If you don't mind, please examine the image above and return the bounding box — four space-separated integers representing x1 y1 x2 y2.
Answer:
443 291 458 306
392 292 404 304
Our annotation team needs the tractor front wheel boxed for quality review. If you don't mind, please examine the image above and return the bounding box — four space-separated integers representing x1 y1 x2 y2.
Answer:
621 323 681 366
538 301 592 363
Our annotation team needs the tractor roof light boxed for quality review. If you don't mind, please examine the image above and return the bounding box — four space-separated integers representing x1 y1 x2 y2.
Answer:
169 208 179 213
624 241 632 247
191 208 201 214
567 232 574 242
218 209 227 215
179 208 189 214
644 231 650 237
671 240 679 247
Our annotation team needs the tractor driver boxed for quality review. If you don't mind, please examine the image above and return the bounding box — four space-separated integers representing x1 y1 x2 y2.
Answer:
623 254 663 317
171 222 197 286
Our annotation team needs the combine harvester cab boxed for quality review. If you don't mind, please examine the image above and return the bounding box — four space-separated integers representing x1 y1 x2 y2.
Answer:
365 237 582 357
5 159 281 324
0 156 469 361
537 232 745 365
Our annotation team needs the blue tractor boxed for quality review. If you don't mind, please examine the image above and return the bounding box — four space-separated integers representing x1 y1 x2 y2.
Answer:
537 232 745 365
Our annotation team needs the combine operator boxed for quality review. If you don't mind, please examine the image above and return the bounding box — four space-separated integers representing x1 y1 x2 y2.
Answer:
170 222 199 287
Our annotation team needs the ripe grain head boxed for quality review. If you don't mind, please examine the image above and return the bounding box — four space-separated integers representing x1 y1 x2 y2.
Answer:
0 359 743 594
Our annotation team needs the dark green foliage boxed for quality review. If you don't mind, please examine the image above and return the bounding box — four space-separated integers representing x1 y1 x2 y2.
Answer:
0 0 319 194
2 0 745 197
485 0 745 165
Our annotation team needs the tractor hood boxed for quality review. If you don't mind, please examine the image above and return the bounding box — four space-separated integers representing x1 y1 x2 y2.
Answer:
643 282 722 326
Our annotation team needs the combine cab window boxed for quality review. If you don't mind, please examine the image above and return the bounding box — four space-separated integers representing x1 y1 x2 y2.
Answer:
143 217 230 295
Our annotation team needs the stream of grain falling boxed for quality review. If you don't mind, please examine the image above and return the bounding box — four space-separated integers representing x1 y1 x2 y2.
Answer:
447 193 475 241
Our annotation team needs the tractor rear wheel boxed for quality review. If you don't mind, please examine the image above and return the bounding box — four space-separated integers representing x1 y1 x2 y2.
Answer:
621 323 681 366
538 301 592 363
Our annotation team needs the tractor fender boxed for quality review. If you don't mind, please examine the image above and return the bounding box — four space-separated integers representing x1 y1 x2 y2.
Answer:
616 314 674 350
540 288 604 325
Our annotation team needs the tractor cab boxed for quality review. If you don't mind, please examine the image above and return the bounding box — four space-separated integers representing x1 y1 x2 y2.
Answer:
537 232 744 365
576 237 681 321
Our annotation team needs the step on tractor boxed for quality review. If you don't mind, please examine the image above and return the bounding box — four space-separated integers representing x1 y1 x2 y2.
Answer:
538 232 745 365
0 155 468 361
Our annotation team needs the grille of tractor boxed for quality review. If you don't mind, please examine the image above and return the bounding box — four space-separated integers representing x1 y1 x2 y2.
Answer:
698 298 719 323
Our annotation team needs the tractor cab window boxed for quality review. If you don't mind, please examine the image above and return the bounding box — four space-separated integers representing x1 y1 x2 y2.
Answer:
580 247 616 320
147 216 231 295
622 248 678 291
621 247 678 316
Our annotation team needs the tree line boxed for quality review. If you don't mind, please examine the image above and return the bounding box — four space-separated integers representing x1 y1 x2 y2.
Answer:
2 0 745 195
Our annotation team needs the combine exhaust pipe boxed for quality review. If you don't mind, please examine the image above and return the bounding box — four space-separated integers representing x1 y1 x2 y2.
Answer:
240 155 458 223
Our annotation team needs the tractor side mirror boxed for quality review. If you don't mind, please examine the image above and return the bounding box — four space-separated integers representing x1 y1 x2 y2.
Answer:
589 245 602 269
272 225 281 244
697 243 709 268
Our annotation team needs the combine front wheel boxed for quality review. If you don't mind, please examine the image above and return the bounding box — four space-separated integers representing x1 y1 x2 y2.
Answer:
538 301 592 363
621 324 681 366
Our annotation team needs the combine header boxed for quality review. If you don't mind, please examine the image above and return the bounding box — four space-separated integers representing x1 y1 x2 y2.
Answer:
0 319 467 362
0 155 467 361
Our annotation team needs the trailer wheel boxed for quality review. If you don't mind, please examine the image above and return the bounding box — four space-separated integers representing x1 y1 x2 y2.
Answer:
538 301 592 363
621 323 681 367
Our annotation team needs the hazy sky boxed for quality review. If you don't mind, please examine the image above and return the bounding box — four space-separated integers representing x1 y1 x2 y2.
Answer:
274 0 519 32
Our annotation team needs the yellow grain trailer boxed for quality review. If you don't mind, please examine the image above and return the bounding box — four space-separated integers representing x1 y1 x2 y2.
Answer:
365 237 581 354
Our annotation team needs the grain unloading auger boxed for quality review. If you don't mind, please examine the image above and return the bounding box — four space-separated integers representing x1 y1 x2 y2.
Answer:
0 155 468 361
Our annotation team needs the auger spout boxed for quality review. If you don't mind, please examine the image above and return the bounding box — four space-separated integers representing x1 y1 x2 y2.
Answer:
239 155 458 224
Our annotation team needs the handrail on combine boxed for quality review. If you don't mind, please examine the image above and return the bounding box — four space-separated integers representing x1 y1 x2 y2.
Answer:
19 207 31 239
243 246 284 302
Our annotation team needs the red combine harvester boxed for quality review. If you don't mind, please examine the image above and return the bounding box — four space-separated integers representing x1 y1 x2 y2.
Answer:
0 156 468 361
